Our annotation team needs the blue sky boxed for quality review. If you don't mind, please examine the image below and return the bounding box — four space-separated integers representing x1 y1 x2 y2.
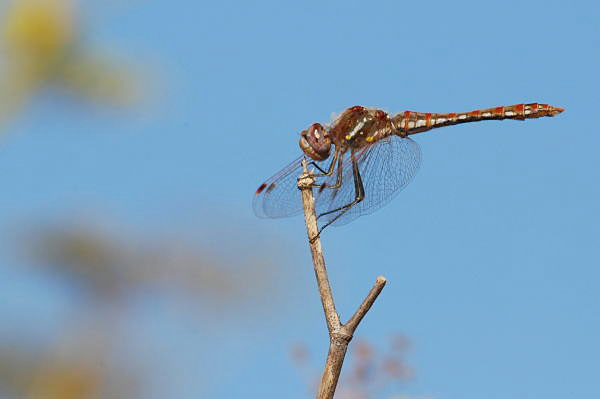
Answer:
0 0 598 398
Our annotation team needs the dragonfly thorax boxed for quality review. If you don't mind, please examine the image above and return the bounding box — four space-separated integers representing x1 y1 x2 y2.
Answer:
329 106 393 149
299 123 332 161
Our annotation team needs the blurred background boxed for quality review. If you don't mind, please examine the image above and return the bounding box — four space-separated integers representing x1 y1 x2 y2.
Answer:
0 0 598 398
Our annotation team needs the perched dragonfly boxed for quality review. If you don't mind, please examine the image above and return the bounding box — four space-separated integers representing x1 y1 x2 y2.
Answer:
253 103 564 232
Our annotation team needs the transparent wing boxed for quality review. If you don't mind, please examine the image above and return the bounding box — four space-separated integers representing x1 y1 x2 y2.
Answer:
253 155 331 219
315 136 421 226
313 147 368 220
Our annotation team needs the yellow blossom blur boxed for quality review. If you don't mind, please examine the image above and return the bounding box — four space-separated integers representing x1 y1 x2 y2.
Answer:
0 0 145 127
2 0 75 65
28 364 100 399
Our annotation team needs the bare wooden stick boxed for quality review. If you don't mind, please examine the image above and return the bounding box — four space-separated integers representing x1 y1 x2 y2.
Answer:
297 160 387 399
345 276 387 332
297 169 340 333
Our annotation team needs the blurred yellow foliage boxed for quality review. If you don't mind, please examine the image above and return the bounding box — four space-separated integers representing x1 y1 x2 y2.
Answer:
0 337 140 399
0 0 144 126
28 364 99 399
1 0 75 100
2 0 75 66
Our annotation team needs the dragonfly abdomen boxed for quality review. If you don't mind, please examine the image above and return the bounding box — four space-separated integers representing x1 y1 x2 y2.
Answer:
392 103 564 137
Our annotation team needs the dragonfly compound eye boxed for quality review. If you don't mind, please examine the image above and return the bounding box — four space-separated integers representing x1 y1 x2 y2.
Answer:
299 123 331 161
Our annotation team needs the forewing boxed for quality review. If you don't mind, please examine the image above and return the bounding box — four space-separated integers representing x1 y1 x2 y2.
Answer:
315 136 421 226
253 155 306 218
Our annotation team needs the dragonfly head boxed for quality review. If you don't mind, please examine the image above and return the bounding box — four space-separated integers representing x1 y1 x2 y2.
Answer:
299 123 331 161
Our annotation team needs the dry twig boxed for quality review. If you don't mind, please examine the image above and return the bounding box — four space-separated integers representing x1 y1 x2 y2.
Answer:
297 160 387 399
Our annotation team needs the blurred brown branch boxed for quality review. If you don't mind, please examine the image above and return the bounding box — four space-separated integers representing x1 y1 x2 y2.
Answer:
24 221 278 309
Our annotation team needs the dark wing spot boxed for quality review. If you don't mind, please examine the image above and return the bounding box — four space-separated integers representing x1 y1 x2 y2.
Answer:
256 183 267 194
266 183 276 194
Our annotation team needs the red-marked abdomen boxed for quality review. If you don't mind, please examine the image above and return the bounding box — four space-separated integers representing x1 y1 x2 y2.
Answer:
392 103 564 136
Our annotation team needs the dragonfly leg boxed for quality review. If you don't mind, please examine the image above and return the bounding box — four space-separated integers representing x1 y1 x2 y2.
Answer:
311 151 344 191
308 161 328 174
310 152 364 242
310 150 339 178
310 151 341 191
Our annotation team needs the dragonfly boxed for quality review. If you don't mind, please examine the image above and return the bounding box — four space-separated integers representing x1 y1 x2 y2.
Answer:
253 103 564 233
